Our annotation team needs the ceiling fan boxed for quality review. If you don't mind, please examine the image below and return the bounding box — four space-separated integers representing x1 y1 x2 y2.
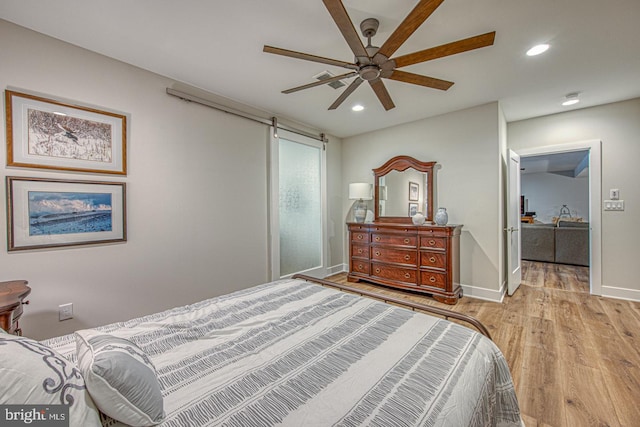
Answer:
263 0 496 111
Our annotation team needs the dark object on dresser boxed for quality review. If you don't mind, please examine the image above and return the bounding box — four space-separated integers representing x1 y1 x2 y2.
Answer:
0 280 30 335
348 222 462 304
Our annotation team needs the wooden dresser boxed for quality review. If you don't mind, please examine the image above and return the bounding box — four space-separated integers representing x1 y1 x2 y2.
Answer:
0 280 31 335
348 223 462 304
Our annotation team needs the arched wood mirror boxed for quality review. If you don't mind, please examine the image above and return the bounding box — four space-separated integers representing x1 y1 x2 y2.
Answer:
373 156 436 223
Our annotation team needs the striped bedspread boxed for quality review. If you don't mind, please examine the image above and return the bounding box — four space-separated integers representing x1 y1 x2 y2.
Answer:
43 278 521 426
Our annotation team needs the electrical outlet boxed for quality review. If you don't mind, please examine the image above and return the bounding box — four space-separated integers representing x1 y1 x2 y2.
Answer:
59 303 73 321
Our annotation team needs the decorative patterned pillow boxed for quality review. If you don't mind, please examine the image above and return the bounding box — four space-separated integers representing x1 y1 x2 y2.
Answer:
0 334 102 426
75 329 165 426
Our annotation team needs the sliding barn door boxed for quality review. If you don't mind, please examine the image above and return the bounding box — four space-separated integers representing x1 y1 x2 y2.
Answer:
270 129 327 279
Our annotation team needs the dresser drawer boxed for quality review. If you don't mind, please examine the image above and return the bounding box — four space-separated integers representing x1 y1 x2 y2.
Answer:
420 236 446 250
371 247 417 265
351 232 369 243
372 234 417 247
371 263 417 284
420 271 447 289
351 243 369 259
420 251 446 270
351 260 370 275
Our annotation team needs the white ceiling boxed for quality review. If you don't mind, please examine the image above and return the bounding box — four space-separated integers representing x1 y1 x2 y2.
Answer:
1 0 639 138
520 151 589 176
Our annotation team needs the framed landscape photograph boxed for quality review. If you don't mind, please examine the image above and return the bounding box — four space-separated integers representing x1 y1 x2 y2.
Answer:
409 181 419 201
6 177 126 251
5 90 127 175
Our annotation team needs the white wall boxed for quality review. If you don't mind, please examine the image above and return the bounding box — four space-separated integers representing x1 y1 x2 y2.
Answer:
508 98 640 301
522 172 589 224
0 20 344 339
342 102 504 300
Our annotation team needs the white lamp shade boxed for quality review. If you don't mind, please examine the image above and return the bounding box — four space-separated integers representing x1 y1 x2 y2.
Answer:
349 183 372 200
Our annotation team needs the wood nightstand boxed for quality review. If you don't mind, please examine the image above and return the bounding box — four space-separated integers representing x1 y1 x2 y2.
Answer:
0 280 30 335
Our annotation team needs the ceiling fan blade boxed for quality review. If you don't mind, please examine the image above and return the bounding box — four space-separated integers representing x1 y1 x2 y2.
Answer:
388 70 454 91
263 45 358 70
369 79 395 110
282 72 357 94
377 0 445 58
393 32 496 68
328 77 364 110
322 0 369 60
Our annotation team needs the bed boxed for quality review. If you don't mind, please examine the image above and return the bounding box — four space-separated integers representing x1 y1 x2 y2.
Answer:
1 276 522 426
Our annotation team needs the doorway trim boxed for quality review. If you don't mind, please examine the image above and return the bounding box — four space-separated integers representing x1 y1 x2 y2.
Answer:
516 139 602 296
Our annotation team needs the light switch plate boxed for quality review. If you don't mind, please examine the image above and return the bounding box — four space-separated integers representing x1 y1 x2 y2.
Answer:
604 200 624 211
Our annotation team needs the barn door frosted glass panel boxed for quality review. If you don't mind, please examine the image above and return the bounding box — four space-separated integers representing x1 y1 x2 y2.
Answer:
279 138 322 276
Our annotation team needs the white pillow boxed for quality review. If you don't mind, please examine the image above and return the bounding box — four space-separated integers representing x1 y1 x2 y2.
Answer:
75 329 164 426
0 333 101 426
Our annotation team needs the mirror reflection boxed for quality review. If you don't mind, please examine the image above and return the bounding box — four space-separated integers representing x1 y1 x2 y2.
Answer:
378 170 429 217
373 156 436 223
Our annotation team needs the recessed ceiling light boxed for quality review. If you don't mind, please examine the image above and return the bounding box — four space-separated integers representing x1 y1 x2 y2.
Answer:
526 44 550 56
562 92 580 106
352 104 364 112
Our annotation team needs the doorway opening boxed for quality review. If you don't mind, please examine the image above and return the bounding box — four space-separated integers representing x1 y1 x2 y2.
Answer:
515 140 602 296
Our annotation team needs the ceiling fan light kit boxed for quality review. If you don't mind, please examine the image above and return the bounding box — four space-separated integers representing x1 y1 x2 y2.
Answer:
263 0 496 111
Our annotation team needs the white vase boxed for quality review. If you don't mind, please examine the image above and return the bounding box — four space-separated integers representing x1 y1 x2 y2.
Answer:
412 212 425 225
435 207 448 225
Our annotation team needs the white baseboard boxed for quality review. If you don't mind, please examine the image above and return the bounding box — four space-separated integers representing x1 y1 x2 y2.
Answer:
600 285 640 303
460 283 505 303
327 264 348 276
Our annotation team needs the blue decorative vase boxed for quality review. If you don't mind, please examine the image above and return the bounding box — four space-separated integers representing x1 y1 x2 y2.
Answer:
435 207 448 226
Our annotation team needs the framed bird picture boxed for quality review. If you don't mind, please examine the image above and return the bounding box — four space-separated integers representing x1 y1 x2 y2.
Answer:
5 90 127 175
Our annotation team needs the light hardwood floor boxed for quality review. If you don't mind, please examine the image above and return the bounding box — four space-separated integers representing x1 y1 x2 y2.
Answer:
327 261 640 427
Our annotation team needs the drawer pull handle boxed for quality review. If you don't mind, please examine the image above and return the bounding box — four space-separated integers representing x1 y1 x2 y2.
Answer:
404 273 411 279
404 238 410 244
428 239 436 246
429 257 436 263
358 264 364 270
404 255 410 261
429 276 436 283
357 235 363 240
375 251 381 256
375 268 381 274
375 237 381 241
357 249 363 254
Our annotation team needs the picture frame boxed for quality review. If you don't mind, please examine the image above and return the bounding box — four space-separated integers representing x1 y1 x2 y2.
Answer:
5 90 127 175
409 181 419 201
408 202 419 217
6 177 126 251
